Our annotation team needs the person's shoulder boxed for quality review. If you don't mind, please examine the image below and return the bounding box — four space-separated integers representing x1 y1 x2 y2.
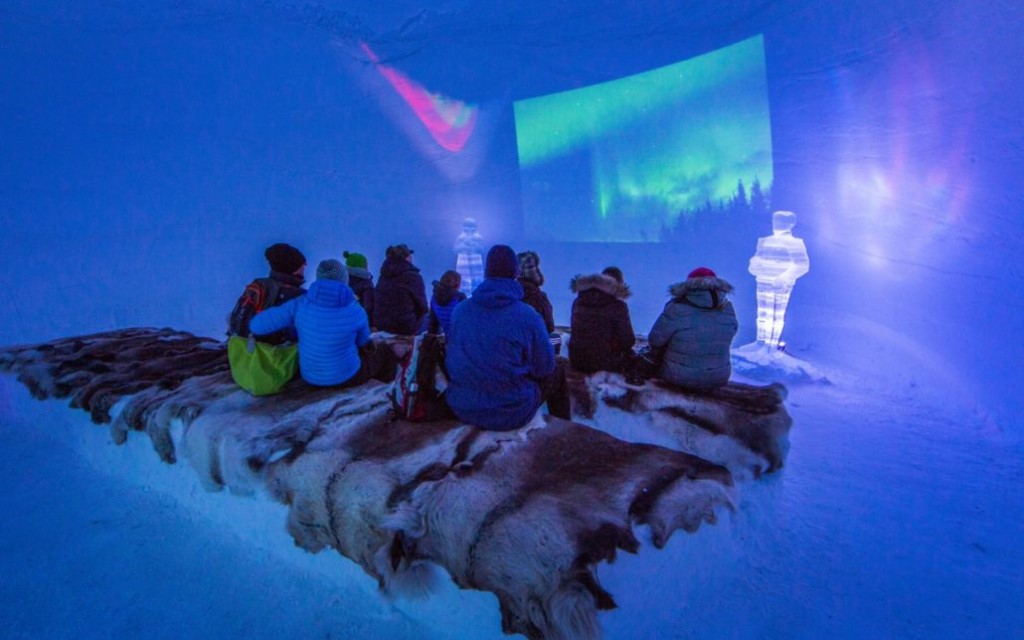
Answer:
608 297 630 312
402 266 424 281
659 300 688 318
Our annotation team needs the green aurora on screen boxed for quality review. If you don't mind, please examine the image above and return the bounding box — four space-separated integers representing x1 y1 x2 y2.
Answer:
514 35 773 242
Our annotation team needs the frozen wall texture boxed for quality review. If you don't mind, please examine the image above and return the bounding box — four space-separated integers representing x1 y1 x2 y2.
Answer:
2 0 1022 430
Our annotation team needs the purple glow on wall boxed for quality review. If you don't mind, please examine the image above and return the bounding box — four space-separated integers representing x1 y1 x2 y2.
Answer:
828 35 973 269
359 42 478 153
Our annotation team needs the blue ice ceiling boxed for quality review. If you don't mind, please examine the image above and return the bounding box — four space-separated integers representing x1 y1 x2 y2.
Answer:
1 0 1022 429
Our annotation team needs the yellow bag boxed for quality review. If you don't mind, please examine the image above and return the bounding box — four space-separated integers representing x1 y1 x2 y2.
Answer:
227 336 298 396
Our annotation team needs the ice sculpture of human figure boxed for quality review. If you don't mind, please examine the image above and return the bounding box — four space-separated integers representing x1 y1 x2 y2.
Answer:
748 210 810 349
454 217 484 296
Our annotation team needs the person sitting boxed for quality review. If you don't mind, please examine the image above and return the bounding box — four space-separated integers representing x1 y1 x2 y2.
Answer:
250 259 393 387
568 266 636 374
343 250 375 329
445 245 571 431
374 244 428 335
424 270 466 336
516 250 555 333
646 267 738 390
227 243 307 345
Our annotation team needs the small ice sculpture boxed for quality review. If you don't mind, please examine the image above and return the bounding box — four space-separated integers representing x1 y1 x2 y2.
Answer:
454 217 484 296
748 210 810 349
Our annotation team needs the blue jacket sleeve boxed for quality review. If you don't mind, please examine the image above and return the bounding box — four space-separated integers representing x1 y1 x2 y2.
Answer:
250 297 299 337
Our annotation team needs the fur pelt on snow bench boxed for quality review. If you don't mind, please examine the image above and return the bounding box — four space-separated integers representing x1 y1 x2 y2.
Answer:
0 327 791 639
565 368 791 478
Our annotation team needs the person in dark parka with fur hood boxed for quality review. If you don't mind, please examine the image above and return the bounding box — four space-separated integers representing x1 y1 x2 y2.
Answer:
568 267 636 374
647 267 738 390
374 244 428 335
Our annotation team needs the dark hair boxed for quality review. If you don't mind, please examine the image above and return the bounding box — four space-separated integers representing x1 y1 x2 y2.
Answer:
602 266 624 284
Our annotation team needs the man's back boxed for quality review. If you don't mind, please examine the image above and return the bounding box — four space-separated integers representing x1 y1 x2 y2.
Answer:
445 278 554 431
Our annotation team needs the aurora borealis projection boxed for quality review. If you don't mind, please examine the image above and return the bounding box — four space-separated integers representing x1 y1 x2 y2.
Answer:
514 35 773 243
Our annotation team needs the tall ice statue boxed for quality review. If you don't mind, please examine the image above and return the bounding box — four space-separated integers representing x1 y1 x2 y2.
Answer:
454 217 484 296
748 210 809 350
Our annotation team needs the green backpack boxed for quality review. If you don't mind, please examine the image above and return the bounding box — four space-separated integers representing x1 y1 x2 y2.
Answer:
228 335 298 396
227 278 298 396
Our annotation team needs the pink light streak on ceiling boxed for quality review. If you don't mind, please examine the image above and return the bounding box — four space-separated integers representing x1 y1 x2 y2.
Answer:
360 42 479 153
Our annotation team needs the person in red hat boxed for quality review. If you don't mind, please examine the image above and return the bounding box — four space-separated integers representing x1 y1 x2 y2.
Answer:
643 267 738 389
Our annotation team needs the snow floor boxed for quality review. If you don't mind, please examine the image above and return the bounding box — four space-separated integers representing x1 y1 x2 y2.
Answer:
1 353 1022 639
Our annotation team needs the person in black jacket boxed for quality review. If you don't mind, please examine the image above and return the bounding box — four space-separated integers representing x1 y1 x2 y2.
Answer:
517 250 555 333
373 244 428 335
227 242 307 345
343 250 375 329
568 266 636 374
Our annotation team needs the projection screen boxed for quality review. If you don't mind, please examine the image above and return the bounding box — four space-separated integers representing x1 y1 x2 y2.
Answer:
515 35 773 243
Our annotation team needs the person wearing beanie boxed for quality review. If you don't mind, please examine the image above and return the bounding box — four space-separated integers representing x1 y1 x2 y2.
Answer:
374 244 428 335
568 267 635 374
227 243 307 344
445 245 570 431
343 250 375 327
644 266 738 390
250 259 394 387
424 270 467 336
265 243 307 276
516 251 555 334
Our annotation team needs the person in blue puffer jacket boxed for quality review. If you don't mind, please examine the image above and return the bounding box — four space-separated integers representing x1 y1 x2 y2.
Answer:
251 259 394 387
444 245 570 431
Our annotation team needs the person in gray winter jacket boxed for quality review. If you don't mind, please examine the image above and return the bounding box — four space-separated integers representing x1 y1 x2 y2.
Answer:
647 267 738 389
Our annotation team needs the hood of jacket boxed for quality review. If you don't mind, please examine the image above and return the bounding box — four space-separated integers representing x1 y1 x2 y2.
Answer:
379 255 420 279
432 280 462 305
471 278 524 309
347 266 373 282
570 273 631 299
667 275 733 309
306 279 355 308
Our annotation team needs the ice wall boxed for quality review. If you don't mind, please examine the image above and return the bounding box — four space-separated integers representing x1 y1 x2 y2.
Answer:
1 0 1022 429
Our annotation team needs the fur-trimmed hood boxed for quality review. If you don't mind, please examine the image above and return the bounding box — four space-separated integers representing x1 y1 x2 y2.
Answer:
569 273 631 299
431 279 463 306
668 275 733 298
